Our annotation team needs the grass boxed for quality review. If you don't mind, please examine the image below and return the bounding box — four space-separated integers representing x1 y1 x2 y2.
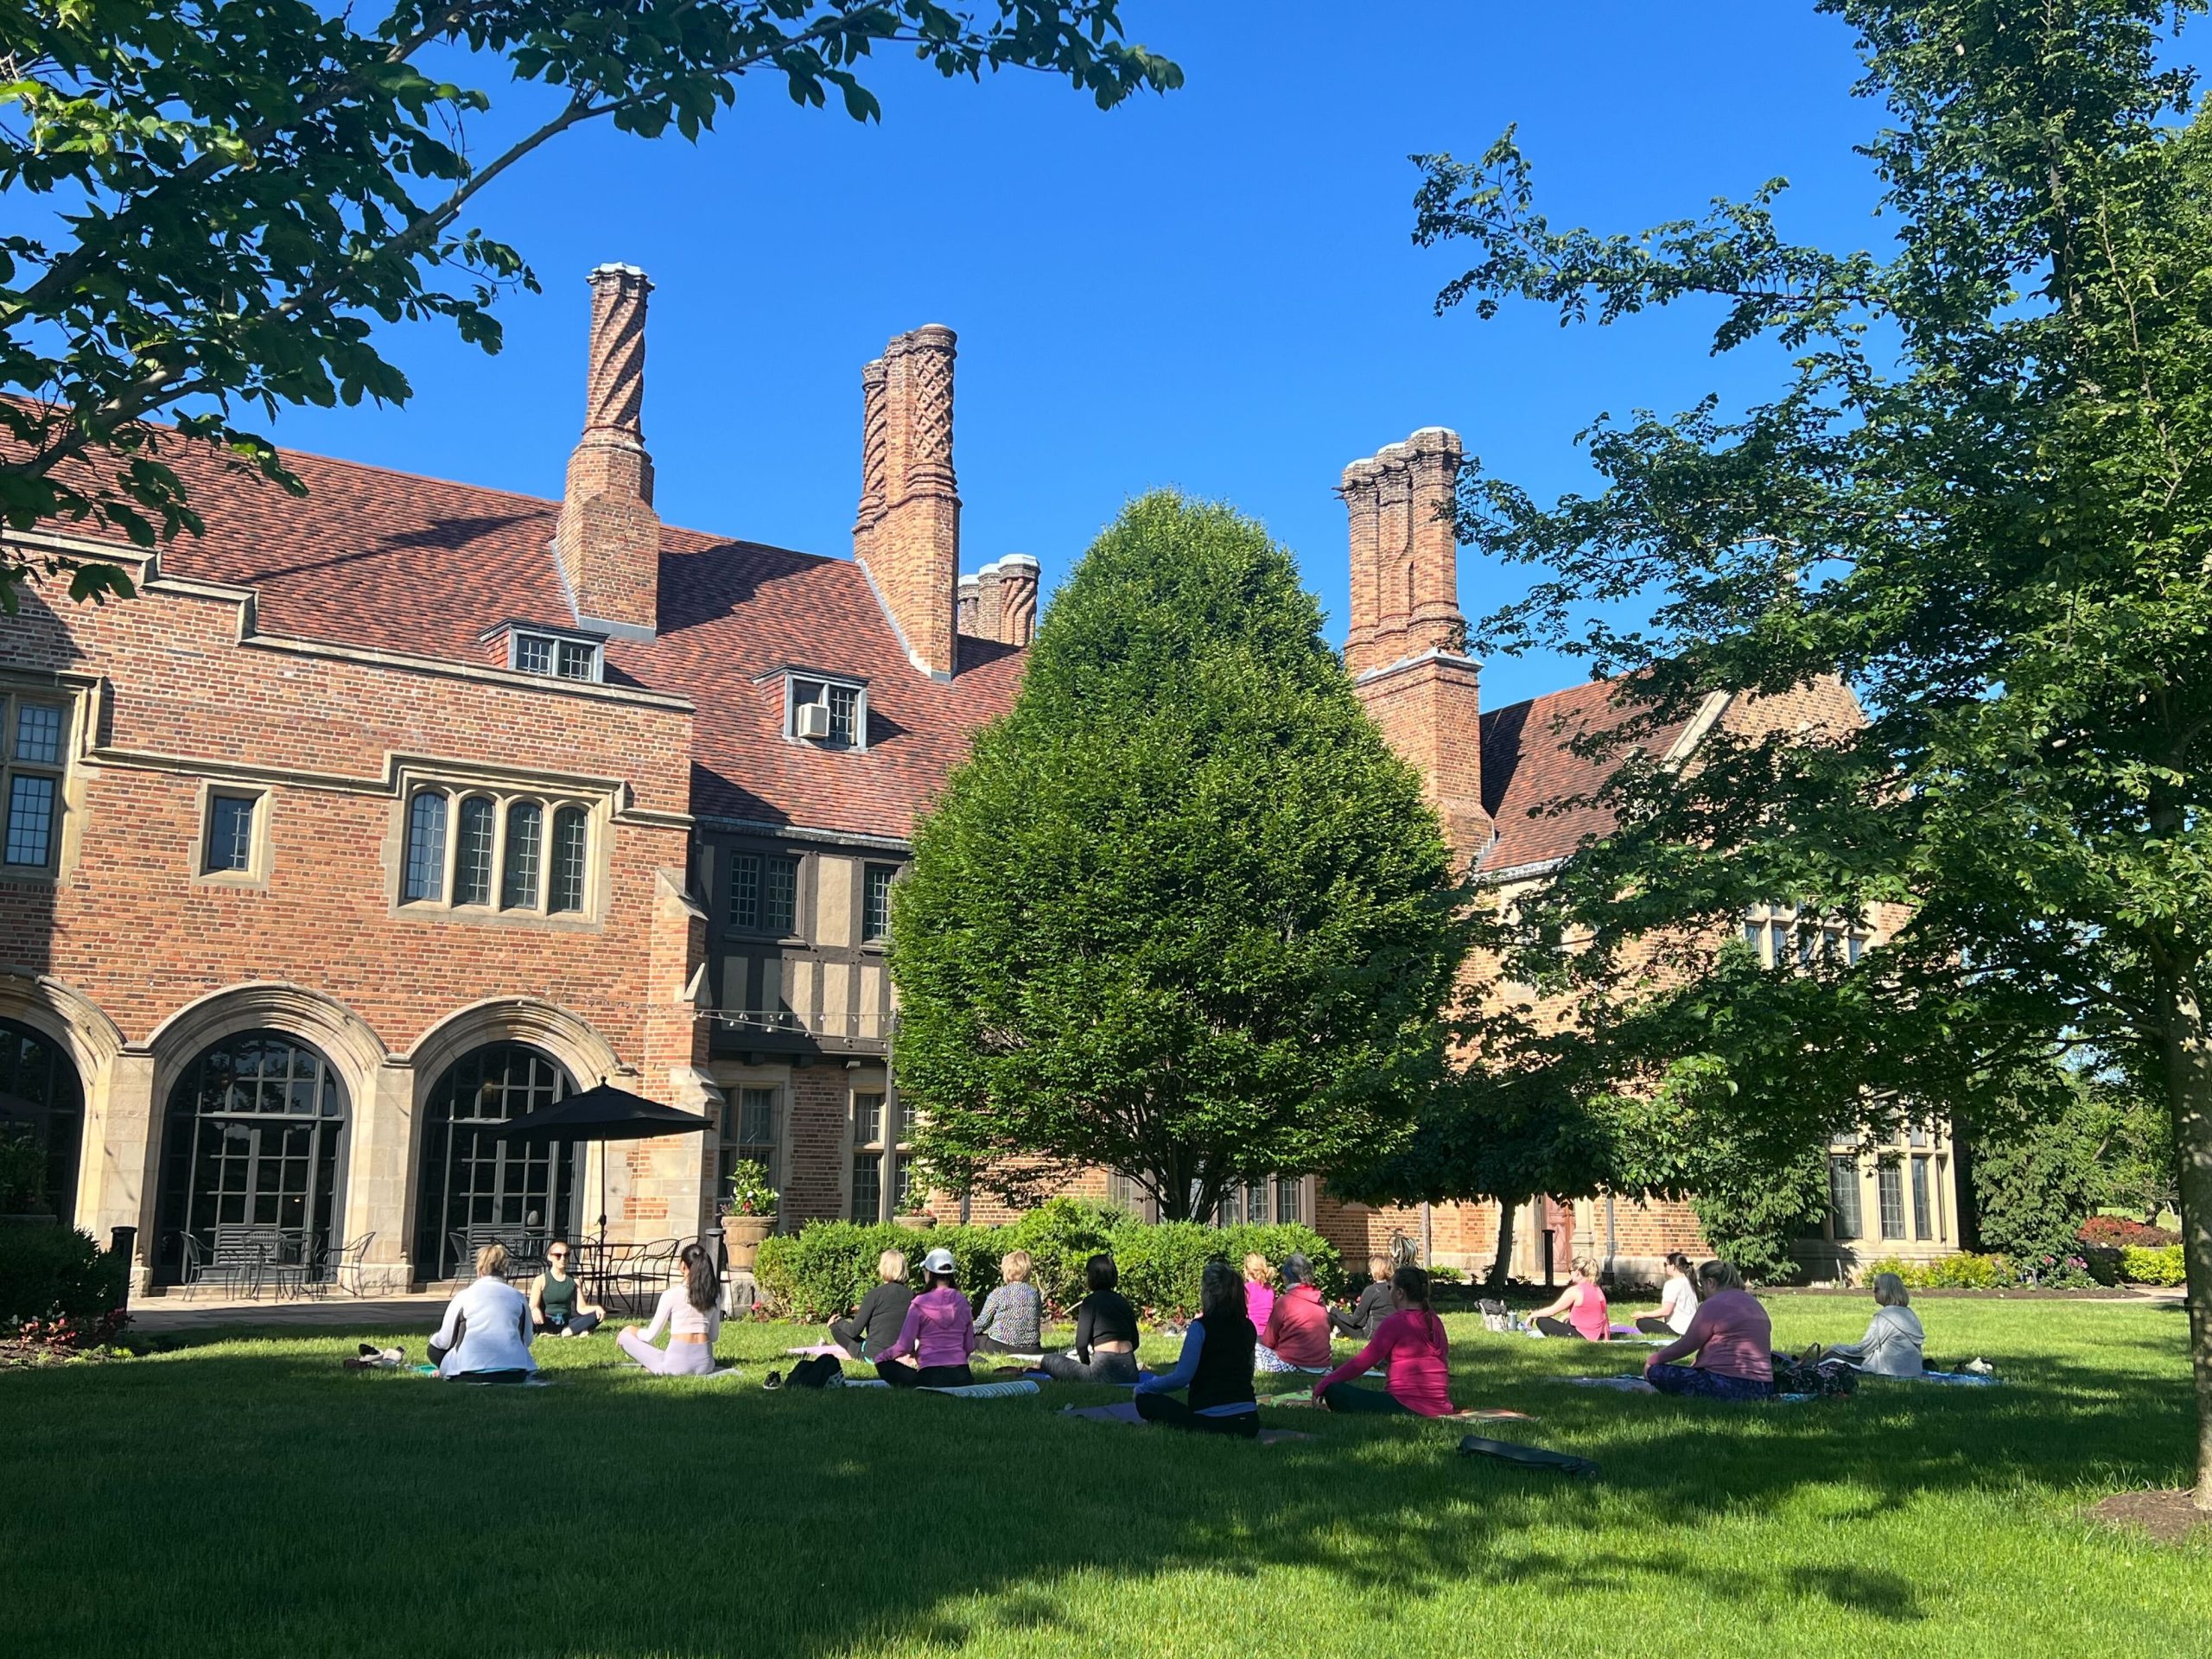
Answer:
3 1297 2204 1657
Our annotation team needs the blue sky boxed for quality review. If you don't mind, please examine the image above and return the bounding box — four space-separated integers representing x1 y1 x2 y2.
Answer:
264 2 1889 709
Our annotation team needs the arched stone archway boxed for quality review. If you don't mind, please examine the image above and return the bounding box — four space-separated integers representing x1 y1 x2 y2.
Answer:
0 972 128 1240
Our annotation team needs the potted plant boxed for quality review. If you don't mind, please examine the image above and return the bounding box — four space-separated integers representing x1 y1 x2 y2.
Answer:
720 1160 778 1271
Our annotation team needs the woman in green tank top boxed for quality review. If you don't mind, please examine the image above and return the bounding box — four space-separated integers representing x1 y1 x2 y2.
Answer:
529 1243 606 1336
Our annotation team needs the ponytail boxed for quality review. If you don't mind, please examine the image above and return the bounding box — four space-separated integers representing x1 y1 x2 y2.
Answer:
681 1243 719 1313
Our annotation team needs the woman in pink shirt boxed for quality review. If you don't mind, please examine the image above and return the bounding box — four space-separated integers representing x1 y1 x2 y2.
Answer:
1530 1259 1611 1340
874 1246 979 1389
1312 1266 1455 1417
1259 1253 1334 1369
1643 1260 1775 1400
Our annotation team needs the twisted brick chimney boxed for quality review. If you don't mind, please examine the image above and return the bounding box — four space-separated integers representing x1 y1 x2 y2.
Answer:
557 264 659 636
1342 427 1490 866
995 554 1039 645
854 325 961 678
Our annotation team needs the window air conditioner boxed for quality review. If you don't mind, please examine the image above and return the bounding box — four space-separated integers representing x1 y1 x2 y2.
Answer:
795 701 831 740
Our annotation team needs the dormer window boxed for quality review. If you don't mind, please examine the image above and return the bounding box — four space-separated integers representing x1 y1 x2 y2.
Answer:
510 630 601 683
785 671 866 749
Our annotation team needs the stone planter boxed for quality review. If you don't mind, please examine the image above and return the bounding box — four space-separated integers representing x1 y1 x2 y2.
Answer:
895 1211 937 1230
721 1213 773 1272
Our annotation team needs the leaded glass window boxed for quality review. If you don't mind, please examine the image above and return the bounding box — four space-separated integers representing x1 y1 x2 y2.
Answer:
863 863 895 944
550 807 588 912
764 855 798 936
203 794 257 874
404 792 448 901
454 796 495 906
501 801 543 909
0 695 67 872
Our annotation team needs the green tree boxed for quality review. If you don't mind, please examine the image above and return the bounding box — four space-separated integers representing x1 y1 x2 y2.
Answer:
0 0 1178 605
1409 0 2212 1501
890 492 1466 1222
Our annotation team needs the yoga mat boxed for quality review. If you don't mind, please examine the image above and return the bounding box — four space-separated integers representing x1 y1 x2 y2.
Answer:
1060 1403 1312 1446
919 1379 1041 1400
1458 1434 1599 1477
784 1343 851 1359
1900 1369 2004 1387
1568 1376 1658 1393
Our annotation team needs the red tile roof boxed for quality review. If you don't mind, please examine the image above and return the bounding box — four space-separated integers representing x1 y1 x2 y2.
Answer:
1475 676 1698 874
76 440 1024 841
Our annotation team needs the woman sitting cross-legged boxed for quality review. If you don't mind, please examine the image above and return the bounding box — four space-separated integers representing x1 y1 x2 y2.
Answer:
1132 1261 1259 1437
1038 1252 1141 1384
875 1246 979 1389
617 1242 724 1376
971 1250 1046 1355
1634 1253 1699 1338
1311 1265 1456 1416
1820 1272 1925 1376
1257 1252 1334 1370
429 1243 537 1382
1643 1260 1775 1400
828 1249 914 1361
1530 1258 1611 1340
529 1241 606 1338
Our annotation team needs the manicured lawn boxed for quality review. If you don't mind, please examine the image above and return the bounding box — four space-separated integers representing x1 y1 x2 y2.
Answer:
3 1298 2203 1656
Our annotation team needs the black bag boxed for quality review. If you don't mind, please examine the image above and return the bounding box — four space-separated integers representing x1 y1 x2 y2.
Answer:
786 1353 845 1389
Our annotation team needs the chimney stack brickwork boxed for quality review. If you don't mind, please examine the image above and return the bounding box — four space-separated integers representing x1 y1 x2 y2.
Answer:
557 264 660 635
995 555 1039 646
955 554 1040 647
1342 425 1490 867
855 325 962 678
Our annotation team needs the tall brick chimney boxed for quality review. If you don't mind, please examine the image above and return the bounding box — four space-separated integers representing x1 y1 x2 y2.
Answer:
969 559 1002 641
1342 426 1490 867
855 325 961 678
995 554 1039 645
557 264 659 636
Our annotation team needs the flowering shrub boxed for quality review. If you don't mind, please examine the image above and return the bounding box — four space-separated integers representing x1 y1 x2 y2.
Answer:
8 1306 130 1351
722 1160 778 1218
2077 1215 2178 1249
2120 1244 2186 1287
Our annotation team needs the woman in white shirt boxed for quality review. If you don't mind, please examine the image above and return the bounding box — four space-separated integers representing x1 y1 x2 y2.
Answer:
428 1243 537 1382
1635 1253 1700 1337
1823 1272 1926 1376
617 1242 723 1376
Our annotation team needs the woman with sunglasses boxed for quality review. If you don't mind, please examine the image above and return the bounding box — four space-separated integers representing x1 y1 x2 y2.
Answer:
529 1242 607 1337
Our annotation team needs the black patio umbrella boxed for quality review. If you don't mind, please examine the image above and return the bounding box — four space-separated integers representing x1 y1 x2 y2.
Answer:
487 1081 711 1257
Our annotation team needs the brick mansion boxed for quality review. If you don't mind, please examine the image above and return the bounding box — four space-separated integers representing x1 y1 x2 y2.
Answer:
0 265 1961 1294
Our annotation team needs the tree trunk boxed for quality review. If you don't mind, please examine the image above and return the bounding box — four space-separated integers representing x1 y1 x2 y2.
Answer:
1486 1199 1517 1294
2156 973 2212 1511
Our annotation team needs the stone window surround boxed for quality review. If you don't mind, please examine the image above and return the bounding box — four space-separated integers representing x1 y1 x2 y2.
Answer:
386 762 613 930
193 779 274 889
0 676 89 882
847 1073 908 1222
1818 1128 1954 1248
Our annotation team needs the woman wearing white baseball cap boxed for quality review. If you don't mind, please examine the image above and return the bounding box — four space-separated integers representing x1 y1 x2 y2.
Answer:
873 1245 980 1388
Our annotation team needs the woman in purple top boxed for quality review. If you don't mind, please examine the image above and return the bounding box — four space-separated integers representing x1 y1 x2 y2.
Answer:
874 1246 979 1389
1643 1260 1775 1401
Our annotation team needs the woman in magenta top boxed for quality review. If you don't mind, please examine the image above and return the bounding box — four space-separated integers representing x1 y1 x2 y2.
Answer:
874 1246 979 1389
1530 1259 1611 1340
1643 1260 1774 1401
1312 1266 1455 1417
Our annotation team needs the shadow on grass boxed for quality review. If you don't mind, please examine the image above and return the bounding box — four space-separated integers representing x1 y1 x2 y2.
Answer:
0 1303 2194 1658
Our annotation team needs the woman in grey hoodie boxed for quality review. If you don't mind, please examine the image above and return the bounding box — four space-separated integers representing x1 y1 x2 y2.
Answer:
1825 1272 1926 1376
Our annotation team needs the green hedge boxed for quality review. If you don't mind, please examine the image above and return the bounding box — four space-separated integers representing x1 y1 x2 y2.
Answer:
753 1199 1341 1323
2120 1244 2186 1287
0 1224 128 1325
1865 1252 2012 1290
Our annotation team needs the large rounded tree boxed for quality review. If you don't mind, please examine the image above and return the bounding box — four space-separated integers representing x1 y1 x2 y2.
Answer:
891 491 1465 1221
